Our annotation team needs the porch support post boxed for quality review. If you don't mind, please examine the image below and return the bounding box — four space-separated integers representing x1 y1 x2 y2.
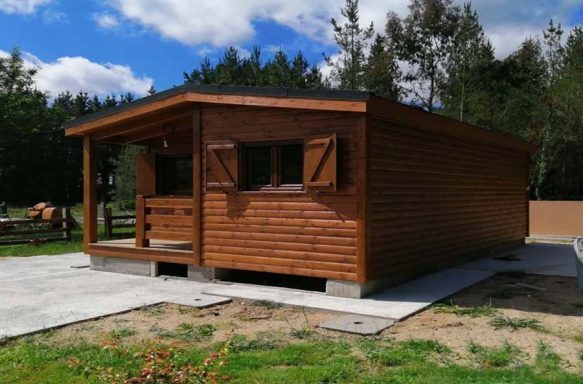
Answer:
83 135 98 252
192 104 202 266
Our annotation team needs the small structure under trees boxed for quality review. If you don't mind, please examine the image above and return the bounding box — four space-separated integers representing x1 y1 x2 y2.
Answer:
65 85 535 298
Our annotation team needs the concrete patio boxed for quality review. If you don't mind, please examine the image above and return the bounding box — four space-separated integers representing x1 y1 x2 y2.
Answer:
0 243 576 339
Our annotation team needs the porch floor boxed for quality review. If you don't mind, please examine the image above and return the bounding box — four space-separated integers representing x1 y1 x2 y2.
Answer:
96 238 192 252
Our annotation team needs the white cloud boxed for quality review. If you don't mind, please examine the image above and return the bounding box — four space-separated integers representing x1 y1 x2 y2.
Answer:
94 12 120 29
1 49 153 98
0 0 51 14
104 0 582 59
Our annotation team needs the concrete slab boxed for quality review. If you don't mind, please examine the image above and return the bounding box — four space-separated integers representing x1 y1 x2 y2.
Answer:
166 294 231 308
319 315 395 335
461 243 576 278
0 243 576 338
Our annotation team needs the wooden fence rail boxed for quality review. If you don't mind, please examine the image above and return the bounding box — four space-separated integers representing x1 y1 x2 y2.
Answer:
0 207 72 245
103 207 135 239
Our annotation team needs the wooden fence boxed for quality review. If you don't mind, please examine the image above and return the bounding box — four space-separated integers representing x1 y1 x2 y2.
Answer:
0 207 72 245
103 207 135 239
530 201 583 237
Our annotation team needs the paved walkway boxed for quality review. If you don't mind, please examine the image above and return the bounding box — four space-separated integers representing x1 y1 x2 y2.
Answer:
0 243 576 338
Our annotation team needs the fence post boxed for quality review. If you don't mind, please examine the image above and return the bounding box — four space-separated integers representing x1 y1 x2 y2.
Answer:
104 207 113 239
62 207 72 241
135 195 149 248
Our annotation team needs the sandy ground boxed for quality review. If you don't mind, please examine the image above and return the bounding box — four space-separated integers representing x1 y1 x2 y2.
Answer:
386 273 583 369
35 273 583 372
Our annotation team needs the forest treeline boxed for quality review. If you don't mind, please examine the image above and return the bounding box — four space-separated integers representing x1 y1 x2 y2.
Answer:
1 0 583 205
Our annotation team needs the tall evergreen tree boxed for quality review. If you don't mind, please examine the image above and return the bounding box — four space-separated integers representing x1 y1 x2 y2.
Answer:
328 0 374 90
363 33 401 100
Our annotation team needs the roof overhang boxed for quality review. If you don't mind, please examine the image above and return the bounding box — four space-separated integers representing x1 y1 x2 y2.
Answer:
64 85 536 154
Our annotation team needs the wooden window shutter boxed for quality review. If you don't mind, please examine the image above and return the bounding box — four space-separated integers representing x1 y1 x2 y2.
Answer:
205 140 238 191
304 134 337 192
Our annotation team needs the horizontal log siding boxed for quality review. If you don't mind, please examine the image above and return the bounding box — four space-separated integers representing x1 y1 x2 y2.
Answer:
201 105 360 281
367 116 528 282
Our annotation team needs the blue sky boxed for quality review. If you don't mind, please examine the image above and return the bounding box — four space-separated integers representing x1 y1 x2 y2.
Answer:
1 0 582 98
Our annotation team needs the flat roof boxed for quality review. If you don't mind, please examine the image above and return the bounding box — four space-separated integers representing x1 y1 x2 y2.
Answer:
63 84 372 130
64 84 536 154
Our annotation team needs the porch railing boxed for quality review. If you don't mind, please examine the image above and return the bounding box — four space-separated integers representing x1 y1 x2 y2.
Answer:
135 195 193 247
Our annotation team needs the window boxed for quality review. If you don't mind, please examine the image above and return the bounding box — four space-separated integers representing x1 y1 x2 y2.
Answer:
156 155 193 195
243 141 303 191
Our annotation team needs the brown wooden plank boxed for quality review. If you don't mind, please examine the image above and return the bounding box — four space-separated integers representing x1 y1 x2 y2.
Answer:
193 105 202 266
135 195 149 247
204 230 357 246
203 259 358 281
145 215 193 226
356 113 369 283
146 231 193 242
88 244 194 264
83 136 97 252
136 153 156 196
203 237 356 256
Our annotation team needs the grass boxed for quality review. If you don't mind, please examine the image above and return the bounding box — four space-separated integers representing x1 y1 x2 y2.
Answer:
535 341 562 372
361 339 452 367
489 316 543 332
2 336 581 384
468 341 524 368
0 225 134 257
107 327 136 341
432 303 498 317
252 300 284 309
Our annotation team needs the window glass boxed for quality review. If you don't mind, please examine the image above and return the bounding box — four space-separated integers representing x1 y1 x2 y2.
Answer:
280 145 303 185
156 156 192 195
246 146 272 188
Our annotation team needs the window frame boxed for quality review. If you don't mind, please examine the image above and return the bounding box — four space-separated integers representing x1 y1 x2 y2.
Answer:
241 140 304 192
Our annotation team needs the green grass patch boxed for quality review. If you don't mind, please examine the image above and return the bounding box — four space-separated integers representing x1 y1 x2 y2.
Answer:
468 341 524 368
535 341 562 372
2 337 583 384
107 327 136 341
489 316 543 332
0 225 134 257
432 303 498 317
362 339 451 367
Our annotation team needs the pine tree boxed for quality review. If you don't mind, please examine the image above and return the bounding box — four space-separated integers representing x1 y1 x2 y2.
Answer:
328 0 374 90
241 46 263 86
216 47 243 85
264 49 291 87
363 34 401 100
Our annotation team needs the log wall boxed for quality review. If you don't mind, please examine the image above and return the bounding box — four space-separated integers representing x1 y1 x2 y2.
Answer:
200 105 361 281
367 116 529 283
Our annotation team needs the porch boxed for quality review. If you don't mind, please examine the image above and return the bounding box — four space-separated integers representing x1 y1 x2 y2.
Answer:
88 195 197 265
80 100 202 266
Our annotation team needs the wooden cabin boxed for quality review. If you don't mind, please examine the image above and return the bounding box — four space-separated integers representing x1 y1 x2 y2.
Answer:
64 85 536 298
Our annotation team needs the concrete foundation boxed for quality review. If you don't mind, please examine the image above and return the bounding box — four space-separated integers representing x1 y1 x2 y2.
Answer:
187 265 233 282
90 256 232 282
90 256 153 277
326 279 387 299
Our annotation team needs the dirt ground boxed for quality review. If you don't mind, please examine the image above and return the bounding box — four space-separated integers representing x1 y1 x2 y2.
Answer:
387 273 583 369
44 273 583 371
